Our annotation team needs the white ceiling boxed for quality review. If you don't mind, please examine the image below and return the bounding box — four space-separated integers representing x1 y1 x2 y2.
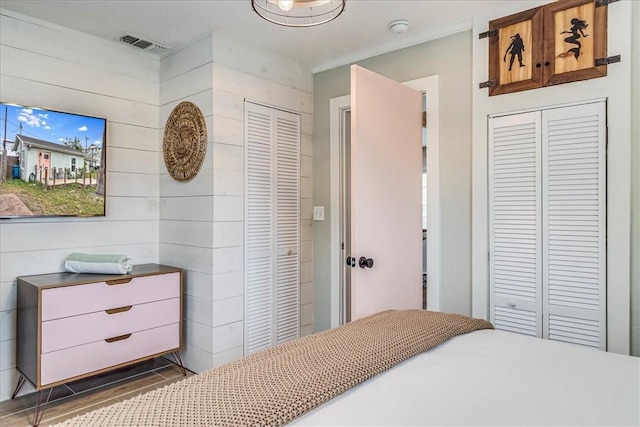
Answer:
0 0 547 73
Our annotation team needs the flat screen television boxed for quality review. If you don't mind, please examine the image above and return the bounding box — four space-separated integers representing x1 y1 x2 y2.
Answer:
0 102 107 218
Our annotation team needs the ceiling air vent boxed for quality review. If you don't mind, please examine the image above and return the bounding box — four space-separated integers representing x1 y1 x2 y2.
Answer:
119 33 170 55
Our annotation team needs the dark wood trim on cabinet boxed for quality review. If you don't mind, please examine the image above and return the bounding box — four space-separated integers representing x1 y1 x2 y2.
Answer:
488 6 544 96
543 0 608 86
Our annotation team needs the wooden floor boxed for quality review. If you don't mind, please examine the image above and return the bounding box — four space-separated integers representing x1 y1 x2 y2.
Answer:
0 358 193 426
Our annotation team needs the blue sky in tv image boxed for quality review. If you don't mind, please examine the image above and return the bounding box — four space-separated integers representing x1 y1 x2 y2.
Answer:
0 103 105 149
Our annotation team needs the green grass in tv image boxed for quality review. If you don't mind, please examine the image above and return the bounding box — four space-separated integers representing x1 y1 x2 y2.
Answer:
0 179 104 216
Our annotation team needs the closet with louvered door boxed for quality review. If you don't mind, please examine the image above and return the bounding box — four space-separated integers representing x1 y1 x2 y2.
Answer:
489 111 543 337
489 100 606 349
542 102 606 349
244 101 300 356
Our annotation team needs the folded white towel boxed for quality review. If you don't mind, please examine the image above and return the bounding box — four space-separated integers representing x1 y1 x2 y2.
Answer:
64 253 133 275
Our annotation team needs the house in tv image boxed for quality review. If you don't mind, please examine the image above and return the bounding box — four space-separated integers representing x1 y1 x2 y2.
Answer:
85 142 102 171
14 134 88 182
2 139 18 157
0 139 19 180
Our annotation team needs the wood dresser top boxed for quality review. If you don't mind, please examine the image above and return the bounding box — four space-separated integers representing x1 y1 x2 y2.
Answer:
17 264 181 288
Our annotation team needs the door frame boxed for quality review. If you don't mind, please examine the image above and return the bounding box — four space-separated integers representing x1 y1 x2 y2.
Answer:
329 74 440 328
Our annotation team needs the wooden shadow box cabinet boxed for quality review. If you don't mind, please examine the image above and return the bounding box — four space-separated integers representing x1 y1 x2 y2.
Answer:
14 264 183 424
485 0 611 96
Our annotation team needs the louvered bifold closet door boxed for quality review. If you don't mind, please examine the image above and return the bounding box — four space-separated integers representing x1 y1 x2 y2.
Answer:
489 112 542 337
245 103 275 355
274 110 300 344
542 101 606 349
245 102 300 355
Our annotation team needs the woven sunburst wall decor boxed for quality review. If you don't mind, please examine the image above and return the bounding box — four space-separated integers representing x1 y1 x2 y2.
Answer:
163 101 207 182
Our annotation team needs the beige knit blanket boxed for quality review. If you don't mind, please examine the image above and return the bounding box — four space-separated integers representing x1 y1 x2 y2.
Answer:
56 310 493 427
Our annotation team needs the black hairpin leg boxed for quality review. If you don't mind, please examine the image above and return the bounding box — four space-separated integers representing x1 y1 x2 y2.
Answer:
32 388 53 427
11 374 26 399
169 351 187 376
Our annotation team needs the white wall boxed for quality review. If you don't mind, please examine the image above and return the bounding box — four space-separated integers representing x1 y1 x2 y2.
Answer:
471 1 635 354
630 0 640 357
0 10 161 400
159 35 216 374
159 32 314 374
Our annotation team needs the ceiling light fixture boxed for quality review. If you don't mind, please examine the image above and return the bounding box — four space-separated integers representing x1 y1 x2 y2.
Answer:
252 0 346 27
388 19 410 34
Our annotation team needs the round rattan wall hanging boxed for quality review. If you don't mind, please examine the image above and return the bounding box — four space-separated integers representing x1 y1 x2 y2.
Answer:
163 101 207 182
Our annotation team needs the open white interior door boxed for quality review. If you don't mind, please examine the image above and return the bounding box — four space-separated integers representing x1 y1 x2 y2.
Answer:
349 65 423 321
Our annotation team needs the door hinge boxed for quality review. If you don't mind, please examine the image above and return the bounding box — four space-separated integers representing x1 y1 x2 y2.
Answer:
596 0 619 7
478 29 498 39
479 79 498 89
595 55 621 66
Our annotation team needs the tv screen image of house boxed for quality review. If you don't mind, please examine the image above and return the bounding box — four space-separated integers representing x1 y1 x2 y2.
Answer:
0 102 107 218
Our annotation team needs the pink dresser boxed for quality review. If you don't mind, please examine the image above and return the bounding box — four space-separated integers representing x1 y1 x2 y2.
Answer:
16 264 183 392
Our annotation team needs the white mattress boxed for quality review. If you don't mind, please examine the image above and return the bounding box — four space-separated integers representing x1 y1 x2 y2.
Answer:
292 329 640 426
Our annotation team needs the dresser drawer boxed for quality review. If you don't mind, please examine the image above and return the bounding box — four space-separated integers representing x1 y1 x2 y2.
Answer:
41 272 180 321
40 323 180 387
41 297 180 353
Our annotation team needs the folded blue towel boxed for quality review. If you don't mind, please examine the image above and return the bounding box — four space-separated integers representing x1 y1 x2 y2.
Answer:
64 253 133 275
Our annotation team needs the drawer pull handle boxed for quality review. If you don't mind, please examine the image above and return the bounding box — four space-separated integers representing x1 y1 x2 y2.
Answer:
105 306 133 315
106 278 132 286
105 333 132 343
105 277 132 286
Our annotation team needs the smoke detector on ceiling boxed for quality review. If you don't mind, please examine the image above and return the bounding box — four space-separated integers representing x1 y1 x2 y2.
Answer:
119 33 170 55
388 19 410 34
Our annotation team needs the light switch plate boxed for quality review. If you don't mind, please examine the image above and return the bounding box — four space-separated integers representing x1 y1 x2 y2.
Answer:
313 206 325 221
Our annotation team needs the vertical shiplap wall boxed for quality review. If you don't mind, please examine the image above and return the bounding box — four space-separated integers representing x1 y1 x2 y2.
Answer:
159 35 216 374
159 33 314 374
0 11 161 400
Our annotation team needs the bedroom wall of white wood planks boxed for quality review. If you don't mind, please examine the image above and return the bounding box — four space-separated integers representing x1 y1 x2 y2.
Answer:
209 32 315 342
0 10 161 400
158 32 314 374
0 12 314 399
159 35 216 374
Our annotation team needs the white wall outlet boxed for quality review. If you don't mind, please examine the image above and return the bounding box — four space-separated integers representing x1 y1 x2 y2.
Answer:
313 206 325 221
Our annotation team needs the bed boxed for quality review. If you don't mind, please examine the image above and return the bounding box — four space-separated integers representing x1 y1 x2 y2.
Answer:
294 329 640 426
56 310 639 426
